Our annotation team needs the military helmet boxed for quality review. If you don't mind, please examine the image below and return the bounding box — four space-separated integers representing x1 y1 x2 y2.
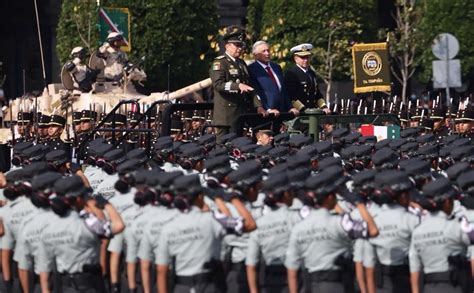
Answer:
107 32 123 43
70 46 86 59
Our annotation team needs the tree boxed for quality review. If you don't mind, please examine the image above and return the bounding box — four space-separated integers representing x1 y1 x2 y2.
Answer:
56 0 218 92
386 0 426 103
247 0 377 100
56 0 100 65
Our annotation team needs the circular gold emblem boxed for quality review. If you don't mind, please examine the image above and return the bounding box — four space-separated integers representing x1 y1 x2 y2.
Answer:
362 51 382 76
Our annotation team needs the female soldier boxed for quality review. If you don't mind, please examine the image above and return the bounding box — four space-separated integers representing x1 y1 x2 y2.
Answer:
156 174 257 293
410 178 474 293
245 173 302 293
37 175 125 293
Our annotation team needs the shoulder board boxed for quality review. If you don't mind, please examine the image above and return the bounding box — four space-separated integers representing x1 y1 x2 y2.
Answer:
215 55 225 60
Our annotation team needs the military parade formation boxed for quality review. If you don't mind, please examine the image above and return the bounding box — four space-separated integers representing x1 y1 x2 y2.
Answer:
0 24 473 293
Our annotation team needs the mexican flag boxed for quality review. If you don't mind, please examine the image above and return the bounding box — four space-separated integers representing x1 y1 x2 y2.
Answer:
360 124 400 140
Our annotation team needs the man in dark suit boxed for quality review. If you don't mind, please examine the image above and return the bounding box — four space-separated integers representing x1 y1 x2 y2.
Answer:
284 43 331 114
248 40 299 117
210 26 265 141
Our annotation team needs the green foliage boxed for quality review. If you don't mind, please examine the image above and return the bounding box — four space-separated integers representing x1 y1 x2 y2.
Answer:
417 0 474 84
56 0 100 65
57 0 218 92
247 0 377 81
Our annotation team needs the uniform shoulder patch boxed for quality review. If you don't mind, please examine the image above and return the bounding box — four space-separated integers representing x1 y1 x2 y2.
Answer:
215 55 225 59
212 61 221 71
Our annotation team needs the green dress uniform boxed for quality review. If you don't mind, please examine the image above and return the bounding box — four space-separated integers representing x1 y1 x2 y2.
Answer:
210 53 262 135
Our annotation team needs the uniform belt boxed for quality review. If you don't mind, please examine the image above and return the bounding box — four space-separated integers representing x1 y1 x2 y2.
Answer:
424 272 451 283
309 270 342 282
175 273 213 285
380 264 409 276
265 265 287 275
230 261 246 271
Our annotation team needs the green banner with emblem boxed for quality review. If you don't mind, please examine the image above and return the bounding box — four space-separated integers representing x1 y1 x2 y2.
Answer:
98 7 131 52
352 42 391 93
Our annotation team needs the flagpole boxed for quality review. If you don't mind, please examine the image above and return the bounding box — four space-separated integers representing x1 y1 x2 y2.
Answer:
33 0 48 92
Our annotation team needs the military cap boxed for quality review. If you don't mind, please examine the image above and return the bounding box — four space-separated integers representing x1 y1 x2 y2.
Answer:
253 122 274 135
229 137 252 149
89 137 107 146
204 155 232 174
208 146 228 157
441 135 459 146
431 107 446 120
331 127 349 139
105 113 127 125
107 32 123 42
352 169 376 187
457 170 474 192
17 112 32 124
376 170 413 193
13 141 34 155
422 177 457 201
263 173 289 194
273 133 290 145
288 168 311 188
419 118 434 130
126 148 147 163
305 165 343 195
31 172 62 192
228 160 262 188
6 169 24 184
450 145 474 162
89 143 113 157
402 159 431 179
313 141 332 155
268 145 290 159
223 26 245 44
439 145 453 158
450 138 471 148
317 156 342 171
446 162 471 182
289 134 312 148
116 159 144 176
197 134 216 146
22 161 50 179
143 170 163 186
372 147 397 168
220 133 238 144
239 143 259 154
416 133 435 145
81 110 97 121
49 114 66 127
154 139 175 152
287 154 311 170
290 43 313 56
54 175 88 198
45 150 68 166
268 162 288 176
359 135 377 145
400 128 420 139
375 138 392 150
180 146 204 160
296 144 318 159
72 111 82 123
104 148 126 164
133 169 154 186
38 114 51 128
400 142 418 154
255 145 273 156
389 138 407 150
342 132 361 145
23 145 46 162
340 146 356 161
455 109 474 122
155 171 183 190
354 144 373 158
418 144 438 159
173 174 202 196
